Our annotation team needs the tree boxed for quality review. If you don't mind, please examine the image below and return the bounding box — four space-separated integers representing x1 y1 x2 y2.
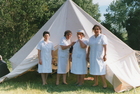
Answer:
0 0 47 59
35 0 65 28
124 0 140 50
102 0 140 50
102 0 128 42
102 22 127 42
125 9 140 50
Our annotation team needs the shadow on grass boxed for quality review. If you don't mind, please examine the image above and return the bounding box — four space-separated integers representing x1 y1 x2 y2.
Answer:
0 71 115 94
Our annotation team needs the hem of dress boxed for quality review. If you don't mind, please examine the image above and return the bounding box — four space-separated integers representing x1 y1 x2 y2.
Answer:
38 72 52 73
57 72 68 74
71 72 87 75
90 73 106 75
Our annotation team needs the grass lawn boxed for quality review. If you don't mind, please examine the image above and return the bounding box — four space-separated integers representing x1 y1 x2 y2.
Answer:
0 62 140 94
1 71 140 94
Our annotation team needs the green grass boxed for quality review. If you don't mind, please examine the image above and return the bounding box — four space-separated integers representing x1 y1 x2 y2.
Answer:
0 61 140 94
1 71 140 94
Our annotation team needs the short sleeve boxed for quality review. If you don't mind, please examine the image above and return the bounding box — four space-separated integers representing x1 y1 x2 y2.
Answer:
83 39 88 45
37 41 41 50
51 43 54 50
59 37 67 46
88 36 93 46
102 35 108 45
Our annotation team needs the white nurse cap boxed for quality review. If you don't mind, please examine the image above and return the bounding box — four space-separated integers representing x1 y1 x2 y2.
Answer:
77 29 85 35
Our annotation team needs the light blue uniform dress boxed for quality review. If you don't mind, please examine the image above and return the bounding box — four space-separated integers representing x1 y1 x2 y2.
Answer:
37 40 54 73
71 38 88 74
57 37 71 74
89 34 108 75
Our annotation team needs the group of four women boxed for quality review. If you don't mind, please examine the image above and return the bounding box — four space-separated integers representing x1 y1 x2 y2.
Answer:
37 25 108 89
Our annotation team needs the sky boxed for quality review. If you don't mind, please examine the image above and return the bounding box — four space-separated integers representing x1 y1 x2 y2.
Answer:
92 0 115 21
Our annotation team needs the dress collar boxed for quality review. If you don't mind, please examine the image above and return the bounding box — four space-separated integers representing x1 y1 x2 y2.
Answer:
94 34 101 38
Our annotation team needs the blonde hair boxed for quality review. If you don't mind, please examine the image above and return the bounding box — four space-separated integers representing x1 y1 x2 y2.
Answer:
0 55 2 60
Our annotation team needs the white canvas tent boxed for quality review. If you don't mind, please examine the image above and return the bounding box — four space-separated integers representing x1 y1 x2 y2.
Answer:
0 0 140 92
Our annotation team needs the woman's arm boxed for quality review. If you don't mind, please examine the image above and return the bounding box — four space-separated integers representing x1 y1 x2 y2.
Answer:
79 39 87 48
51 50 55 64
103 45 107 61
60 45 71 50
38 50 42 65
61 42 75 50
86 46 90 62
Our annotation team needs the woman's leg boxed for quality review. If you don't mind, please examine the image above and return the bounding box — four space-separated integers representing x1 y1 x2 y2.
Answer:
93 75 98 86
101 75 107 88
41 73 47 85
63 74 68 84
45 73 48 83
56 74 60 85
75 75 80 84
79 75 84 85
81 75 85 84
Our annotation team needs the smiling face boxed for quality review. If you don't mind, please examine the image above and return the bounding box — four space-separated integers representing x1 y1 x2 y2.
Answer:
65 33 72 40
92 25 101 36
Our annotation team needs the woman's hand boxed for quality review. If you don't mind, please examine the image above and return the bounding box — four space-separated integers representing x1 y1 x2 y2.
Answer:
39 60 42 65
77 35 82 40
103 55 107 61
71 42 76 46
86 47 90 62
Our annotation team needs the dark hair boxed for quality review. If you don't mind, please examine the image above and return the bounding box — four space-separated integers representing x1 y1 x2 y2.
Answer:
64 30 72 37
43 31 50 36
92 25 101 30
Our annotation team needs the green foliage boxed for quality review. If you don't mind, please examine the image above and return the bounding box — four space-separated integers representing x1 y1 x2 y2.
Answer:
126 9 140 50
124 0 140 50
0 0 47 59
101 22 128 42
102 0 128 42
102 0 140 50
0 0 101 59
35 0 65 28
